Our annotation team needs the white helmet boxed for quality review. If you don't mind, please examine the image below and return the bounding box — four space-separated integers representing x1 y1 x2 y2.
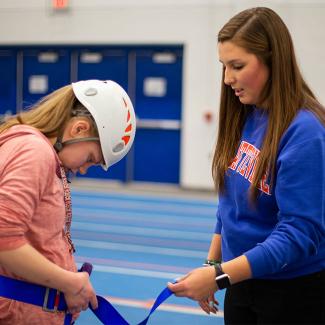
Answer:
72 80 136 171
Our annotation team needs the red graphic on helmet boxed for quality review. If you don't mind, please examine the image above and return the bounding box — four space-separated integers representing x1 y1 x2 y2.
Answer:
122 97 133 145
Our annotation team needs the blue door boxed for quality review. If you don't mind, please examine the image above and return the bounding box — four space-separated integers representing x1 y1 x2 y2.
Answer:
0 49 17 116
76 49 128 89
22 49 71 108
133 48 183 184
76 49 130 181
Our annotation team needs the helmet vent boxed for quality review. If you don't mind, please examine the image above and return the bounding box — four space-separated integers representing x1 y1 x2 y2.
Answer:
113 142 125 153
123 97 128 108
119 96 133 147
122 135 131 145
84 88 98 96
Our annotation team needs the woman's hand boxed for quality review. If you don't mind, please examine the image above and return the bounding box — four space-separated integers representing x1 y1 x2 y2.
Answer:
167 266 217 301
63 271 98 314
198 293 219 314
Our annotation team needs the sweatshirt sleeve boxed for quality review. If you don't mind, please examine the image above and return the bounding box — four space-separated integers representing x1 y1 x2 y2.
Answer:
0 135 56 250
215 208 222 234
245 117 325 277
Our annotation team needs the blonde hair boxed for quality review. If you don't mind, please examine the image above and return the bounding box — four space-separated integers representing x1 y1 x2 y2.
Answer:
212 7 325 200
0 85 98 138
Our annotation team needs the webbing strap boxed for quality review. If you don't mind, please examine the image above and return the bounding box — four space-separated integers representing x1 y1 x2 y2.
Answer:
0 274 174 325
88 286 173 325
0 275 67 312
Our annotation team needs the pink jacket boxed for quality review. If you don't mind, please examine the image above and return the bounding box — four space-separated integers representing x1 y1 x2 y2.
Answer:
0 125 76 324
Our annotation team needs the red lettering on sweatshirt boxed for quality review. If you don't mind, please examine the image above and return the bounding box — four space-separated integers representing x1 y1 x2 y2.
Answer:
229 141 270 195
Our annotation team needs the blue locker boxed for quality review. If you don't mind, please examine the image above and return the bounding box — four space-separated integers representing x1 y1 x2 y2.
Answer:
134 128 180 183
76 49 130 181
22 49 71 108
134 48 183 184
0 50 17 116
77 49 128 89
135 49 182 120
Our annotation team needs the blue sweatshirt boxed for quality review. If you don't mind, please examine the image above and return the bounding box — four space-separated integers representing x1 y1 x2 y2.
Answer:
215 106 325 279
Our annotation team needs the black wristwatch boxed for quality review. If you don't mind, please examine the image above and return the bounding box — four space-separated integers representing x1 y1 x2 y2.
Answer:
214 263 231 290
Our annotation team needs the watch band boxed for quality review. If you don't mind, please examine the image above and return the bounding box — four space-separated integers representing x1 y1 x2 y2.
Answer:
203 259 221 267
214 263 231 290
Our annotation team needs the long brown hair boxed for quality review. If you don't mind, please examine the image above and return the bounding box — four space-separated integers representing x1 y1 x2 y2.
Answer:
0 85 98 138
212 7 325 200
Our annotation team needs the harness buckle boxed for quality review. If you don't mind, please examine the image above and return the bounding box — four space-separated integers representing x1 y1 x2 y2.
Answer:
42 288 60 313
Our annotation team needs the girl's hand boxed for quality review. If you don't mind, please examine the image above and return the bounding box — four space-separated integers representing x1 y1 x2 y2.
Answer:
63 272 98 314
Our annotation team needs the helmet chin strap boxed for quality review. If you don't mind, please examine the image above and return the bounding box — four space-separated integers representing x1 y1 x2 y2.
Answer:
54 136 100 152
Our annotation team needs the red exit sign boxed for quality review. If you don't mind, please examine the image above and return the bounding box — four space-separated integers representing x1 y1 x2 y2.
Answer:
52 0 69 10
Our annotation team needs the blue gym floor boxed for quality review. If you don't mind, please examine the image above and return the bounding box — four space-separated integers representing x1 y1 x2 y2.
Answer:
70 183 224 325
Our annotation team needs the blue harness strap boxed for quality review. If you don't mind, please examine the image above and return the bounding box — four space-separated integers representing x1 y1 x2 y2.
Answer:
0 264 174 325
137 286 173 325
88 286 173 325
0 275 67 312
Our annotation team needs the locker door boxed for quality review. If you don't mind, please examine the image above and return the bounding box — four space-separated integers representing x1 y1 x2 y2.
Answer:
0 49 17 116
133 48 183 184
22 49 71 108
76 49 128 89
76 49 129 181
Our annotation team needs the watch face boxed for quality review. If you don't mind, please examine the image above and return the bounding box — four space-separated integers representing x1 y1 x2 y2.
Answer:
216 274 231 289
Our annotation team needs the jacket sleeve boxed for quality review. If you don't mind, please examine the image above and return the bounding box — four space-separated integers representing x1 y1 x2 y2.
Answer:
245 134 325 277
215 208 222 234
0 135 55 250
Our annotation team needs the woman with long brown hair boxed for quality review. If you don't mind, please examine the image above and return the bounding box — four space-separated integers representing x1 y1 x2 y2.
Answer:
168 7 325 324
